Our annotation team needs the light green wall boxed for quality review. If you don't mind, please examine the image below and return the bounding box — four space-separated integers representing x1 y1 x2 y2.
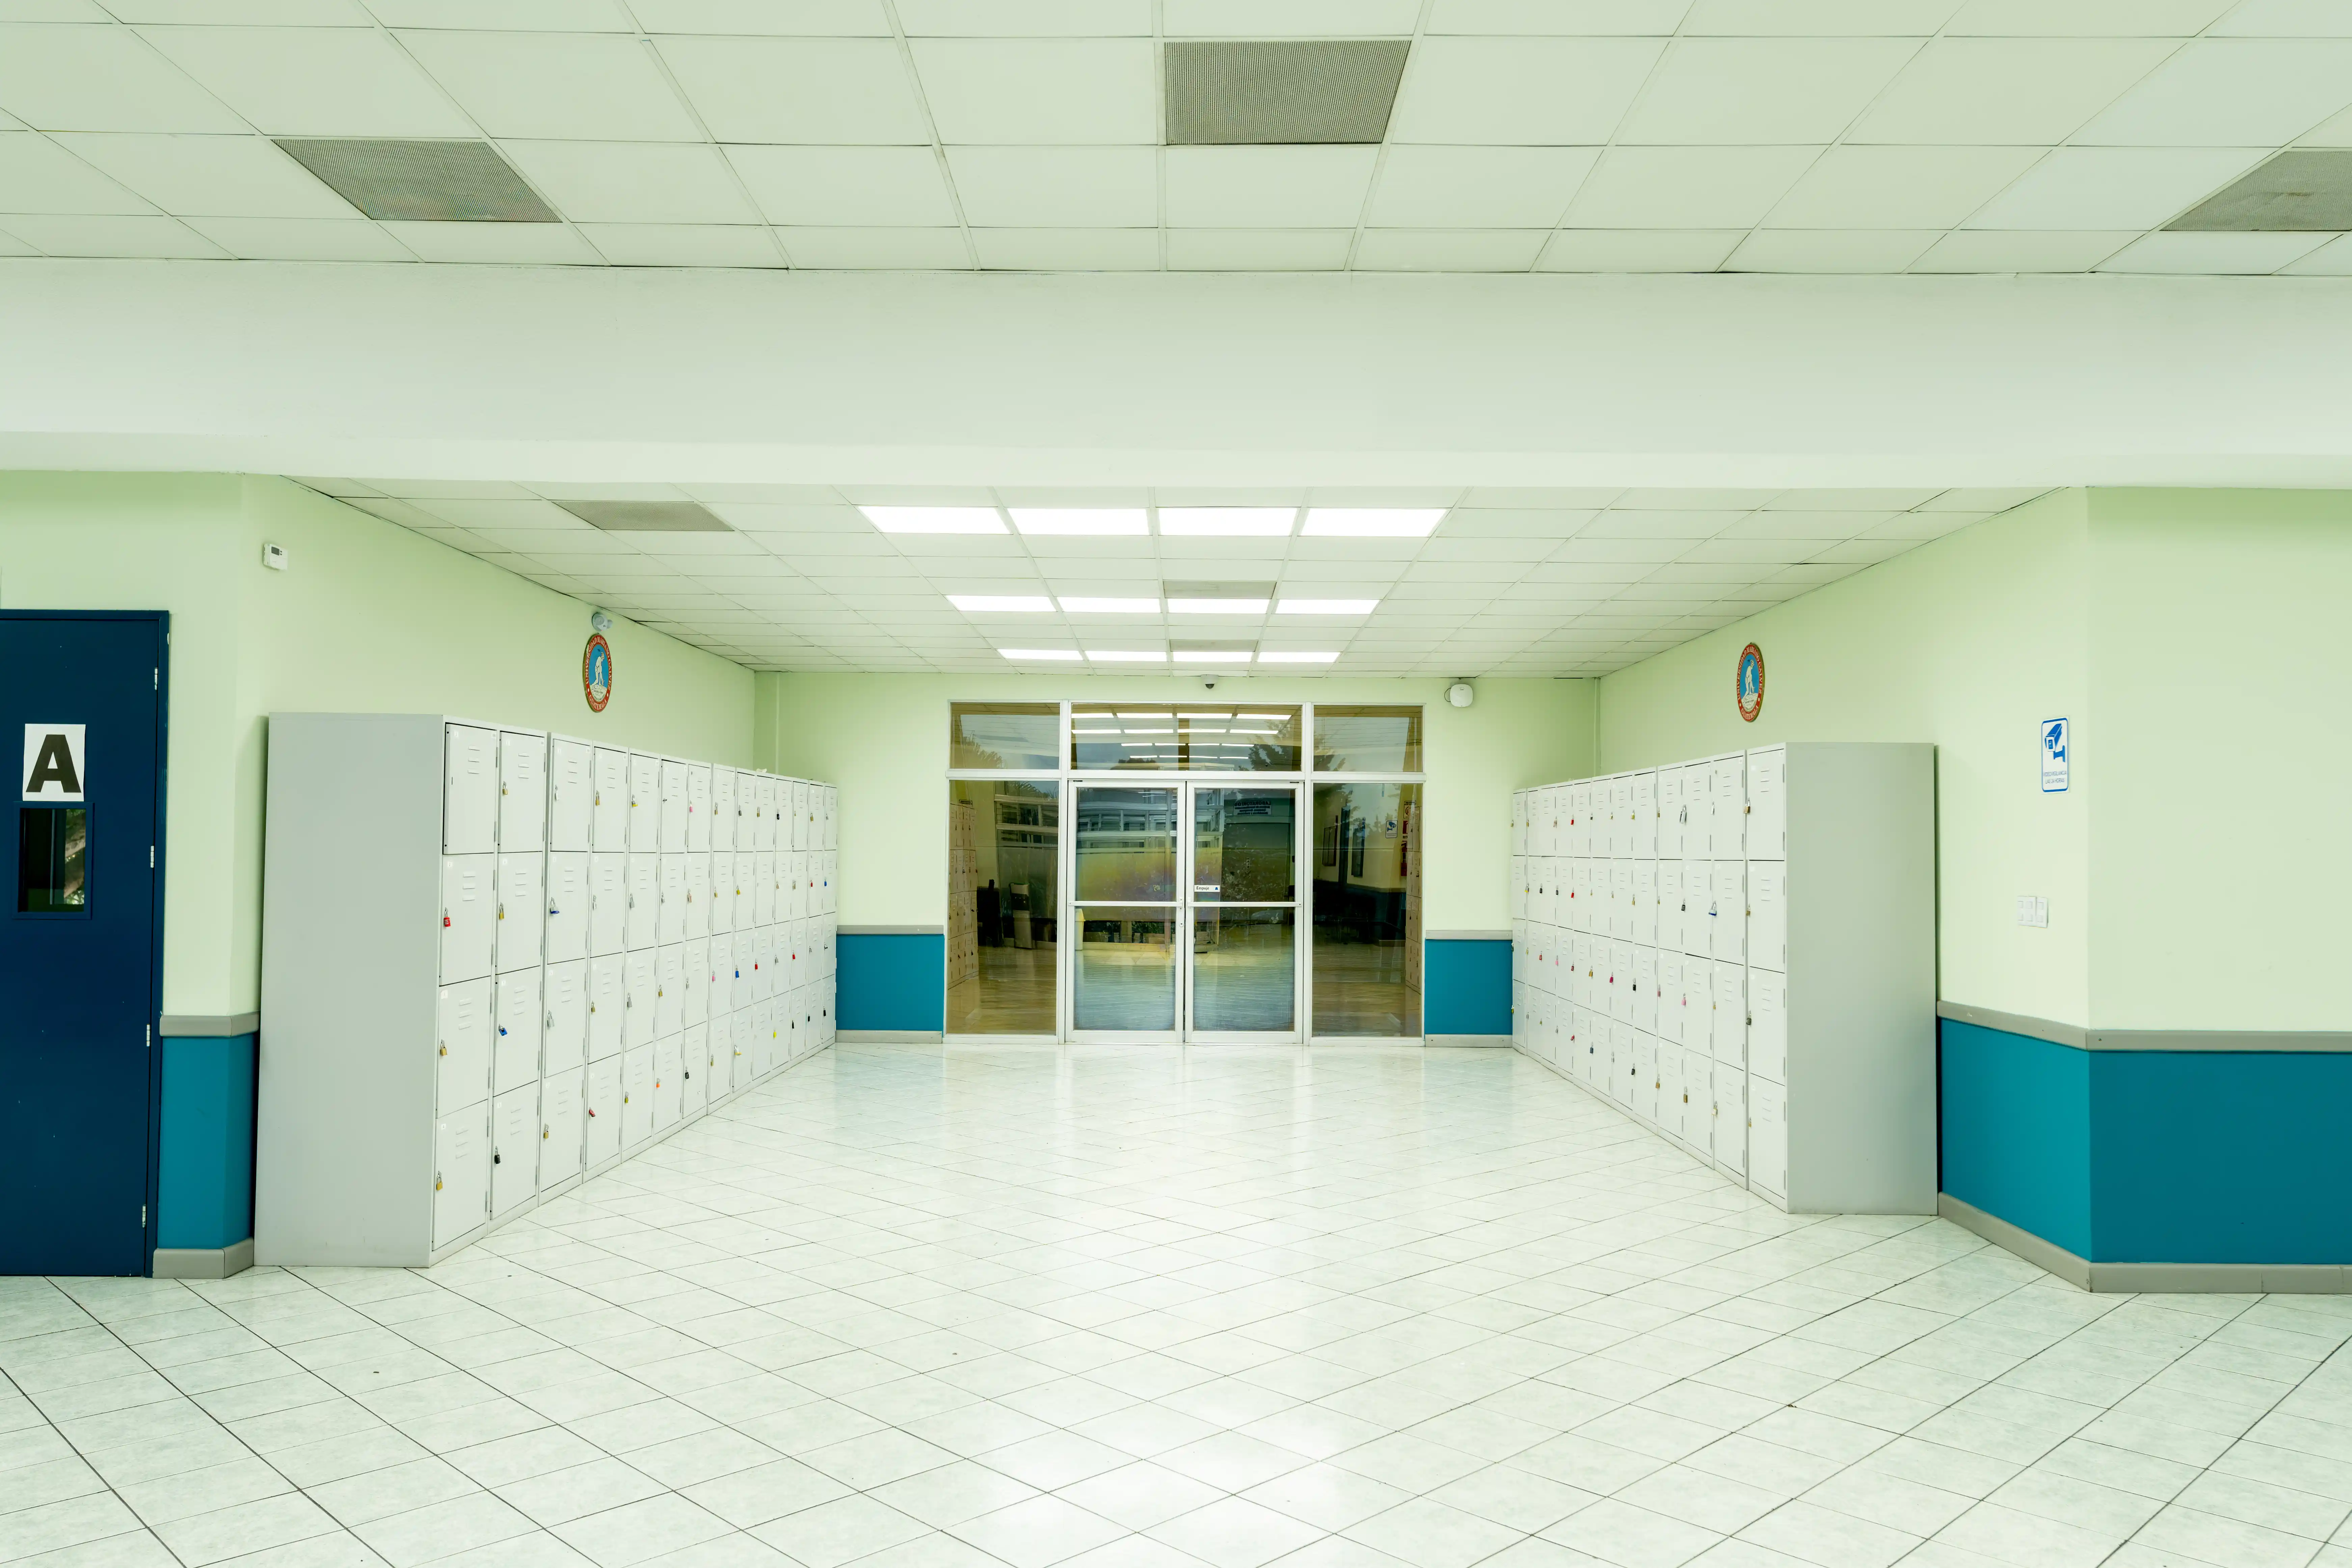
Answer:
760 672 1593 932
1598 491 2091 1027
2087 489 2352 1031
0 473 752 1015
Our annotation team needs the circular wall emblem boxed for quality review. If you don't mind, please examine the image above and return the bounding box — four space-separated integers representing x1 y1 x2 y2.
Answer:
583 633 613 713
1736 642 1765 723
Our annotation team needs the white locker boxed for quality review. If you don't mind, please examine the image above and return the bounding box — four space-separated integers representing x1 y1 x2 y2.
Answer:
583 1055 621 1168
627 753 661 852
761 777 782 851
752 1000 777 1073
783 852 803 920
1658 768 1684 860
712 768 737 853
549 737 594 852
709 933 733 1015
443 723 499 854
490 1085 538 1218
652 1034 681 1129
492 968 541 1094
658 760 689 852
435 979 492 1114
1749 969 1788 1086
589 852 627 956
432 1111 487 1248
791 781 810 851
1710 861 1747 965
822 787 837 851
709 853 735 935
543 959 588 1076
1711 961 1746 1065
1681 958 1711 1058
1750 1081 1787 1198
498 732 547 851
684 937 711 1027
682 1022 709 1115
1631 771 1658 858
440 855 496 983
1747 746 1787 859
1657 862 1684 953
1656 953 1686 1047
730 852 754 931
658 854 687 944
540 1070 583 1188
623 949 657 1047
753 852 776 925
1713 1068 1747 1176
1711 755 1746 858
1610 1021 1636 1106
1680 763 1712 855
656 944 686 1037
621 1047 653 1148
624 855 660 950
1609 860 1633 940
495 854 545 974
1630 946 1657 1032
1658 1044 1685 1145
687 764 713 853
1748 861 1788 973
587 953 625 1060
1681 860 1712 957
590 747 630 849
1632 1034 1657 1123
730 1010 753 1087
1509 856 1527 920
1510 792 1527 856
730 933 753 1010
755 929 780 1002
545 852 590 963
1630 861 1657 946
684 853 712 940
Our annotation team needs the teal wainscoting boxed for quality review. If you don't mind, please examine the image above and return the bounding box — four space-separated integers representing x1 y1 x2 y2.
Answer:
157 1032 256 1252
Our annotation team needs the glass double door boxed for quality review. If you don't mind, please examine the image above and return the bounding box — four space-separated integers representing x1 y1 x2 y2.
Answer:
1069 781 1301 1043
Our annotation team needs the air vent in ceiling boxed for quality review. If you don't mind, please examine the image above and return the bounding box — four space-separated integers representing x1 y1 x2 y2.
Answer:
276 139 558 222
1162 580 1278 599
1171 639 1259 655
2167 149 2352 232
1164 40 1409 145
558 501 733 533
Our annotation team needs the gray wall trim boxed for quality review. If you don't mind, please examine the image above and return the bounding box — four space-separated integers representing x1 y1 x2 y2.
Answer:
1427 1033 1513 1048
838 926 945 937
152 1239 253 1280
841 1029 944 1044
159 1013 261 1038
1939 1001 2352 1053
1938 1194 2349 1294
1425 930 1512 941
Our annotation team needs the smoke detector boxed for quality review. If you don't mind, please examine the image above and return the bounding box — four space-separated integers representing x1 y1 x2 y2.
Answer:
1446 681 1475 708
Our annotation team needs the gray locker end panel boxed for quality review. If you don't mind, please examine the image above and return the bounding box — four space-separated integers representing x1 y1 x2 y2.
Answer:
257 713 445 1266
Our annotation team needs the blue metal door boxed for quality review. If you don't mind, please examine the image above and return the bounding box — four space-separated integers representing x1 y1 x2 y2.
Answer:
0 613 167 1276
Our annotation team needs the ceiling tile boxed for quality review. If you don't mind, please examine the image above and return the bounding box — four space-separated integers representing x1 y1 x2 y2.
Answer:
1367 146 1599 228
896 0 1150 33
142 25 477 137
1354 228 1546 270
973 227 1159 269
1619 38 1921 145
1966 148 2266 230
377 218 596 261
1726 229 1940 272
0 211 224 254
1164 0 1418 35
1949 0 2233 34
1163 147 1376 228
2096 230 2328 273
1683 0 1958 31
496 140 758 224
1764 145 2042 229
911 38 1155 144
0 132 147 212
1386 37 1660 144
0 23 247 132
1908 229 2133 271
728 146 958 225
1537 228 1740 272
1564 147 1819 229
2280 233 2352 274
1846 38 2174 144
655 36 929 144
397 30 702 141
625 0 891 33
946 146 1156 227
1768 489 1939 509
110 0 371 17
779 225 970 268
53 131 357 216
577 221 784 265
2075 40 2352 148
187 213 412 257
1166 229 1350 270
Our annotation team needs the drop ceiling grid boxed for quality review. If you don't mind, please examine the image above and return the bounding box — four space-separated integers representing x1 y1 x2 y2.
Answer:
5 6 2352 270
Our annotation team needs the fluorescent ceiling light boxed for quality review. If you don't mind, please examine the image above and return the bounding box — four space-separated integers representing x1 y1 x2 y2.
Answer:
1300 508 1445 537
1232 712 1283 719
948 594 1052 612
1258 651 1340 663
861 506 1005 534
1116 711 1174 718
1168 598 1269 614
1157 508 1297 537
1009 508 1148 536
1073 727 1123 734
1173 651 1254 663
1122 728 1176 735
1060 597 1160 613
996 648 1083 661
1275 598 1378 615
1086 650 1167 662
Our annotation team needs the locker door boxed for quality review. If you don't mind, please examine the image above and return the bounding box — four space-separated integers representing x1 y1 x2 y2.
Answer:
589 852 627 956
707 934 733 1018
621 1046 653 1149
1657 769 1683 860
432 1109 487 1248
544 852 589 964
549 738 594 852
1630 861 1657 946
753 852 776 925
627 754 661 852
1610 860 1633 940
624 855 660 949
1561 859 1581 932
752 778 777 851
442 723 498 853
656 944 685 1037
681 1023 709 1115
756 928 780 1002
652 1035 681 1129
1633 1034 1657 1124
1712 861 1747 965
1749 969 1789 1087
439 855 496 982
543 958 588 1076
583 1055 621 1168
791 781 810 852
590 747 630 849
787 919 807 994
492 968 542 1095
490 1085 538 1218
1610 1021 1636 1106
1712 756 1746 858
1510 856 1526 921
659 760 689 852
1653 954 1680 1046
435 978 492 1114
730 1010 753 1088
822 918 836 978
1714 1069 1747 1176
1631 947 1658 1033
1680 958 1711 1058
540 1070 583 1188
623 949 657 1047
684 852 712 939
498 732 548 852
1712 961 1746 1066
730 931 753 1010
1681 763 1712 856
711 768 737 852
752 1001 777 1073
707 853 734 934
587 953 625 1060
657 854 686 944
495 853 545 974
1510 792 1527 856
1681 860 1712 957
823 787 838 851
1632 771 1658 859
1656 863 1682 953
684 937 711 1027
1749 1081 1787 1199
1748 862 1788 973
687 763 713 853
1746 746 1787 860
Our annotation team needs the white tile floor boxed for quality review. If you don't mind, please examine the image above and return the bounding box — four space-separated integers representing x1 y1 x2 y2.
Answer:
6 1043 2352 1568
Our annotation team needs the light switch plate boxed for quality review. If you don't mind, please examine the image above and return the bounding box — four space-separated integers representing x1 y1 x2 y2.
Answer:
2015 895 2049 928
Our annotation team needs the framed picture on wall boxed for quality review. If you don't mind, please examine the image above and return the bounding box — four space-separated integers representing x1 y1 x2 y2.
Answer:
1322 823 1339 867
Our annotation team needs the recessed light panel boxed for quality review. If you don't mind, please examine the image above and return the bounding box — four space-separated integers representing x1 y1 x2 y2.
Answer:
2168 149 2352 232
276 139 557 222
1086 650 1167 662
948 594 1053 612
1009 508 1149 536
860 506 1006 534
1258 651 1340 663
1059 596 1160 613
558 501 732 532
1301 509 1445 537
1173 651 1254 664
1276 599 1378 615
1158 508 1297 537
997 648 1083 661
1164 579 1274 614
1164 40 1410 146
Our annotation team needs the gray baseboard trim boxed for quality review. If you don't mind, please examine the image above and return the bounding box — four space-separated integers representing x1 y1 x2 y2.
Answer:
1936 1002 2087 1049
838 926 944 937
1425 930 1511 942
1428 1034 1513 1048
1937 1194 2349 1293
159 1012 261 1038
1939 1000 2352 1054
841 1029 943 1043
153 1238 253 1279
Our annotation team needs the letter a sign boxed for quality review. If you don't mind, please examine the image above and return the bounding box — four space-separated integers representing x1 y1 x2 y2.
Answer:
23 724 85 801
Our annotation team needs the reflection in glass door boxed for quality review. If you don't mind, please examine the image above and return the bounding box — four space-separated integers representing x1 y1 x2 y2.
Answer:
945 780 1060 1036
1311 782 1422 1036
1191 788 1298 1039
1071 786 1179 1035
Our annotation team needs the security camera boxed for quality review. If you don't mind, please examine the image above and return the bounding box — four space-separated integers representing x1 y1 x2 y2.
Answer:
1200 674 1219 690
590 609 614 634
